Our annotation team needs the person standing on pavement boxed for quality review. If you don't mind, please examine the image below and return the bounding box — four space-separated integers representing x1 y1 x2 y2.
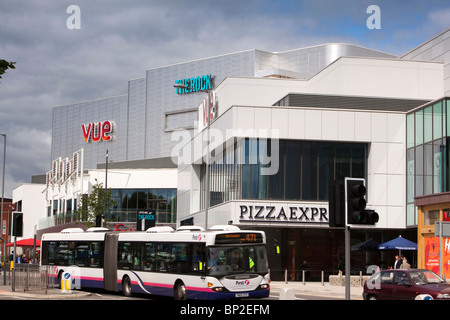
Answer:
394 255 402 269
400 256 411 269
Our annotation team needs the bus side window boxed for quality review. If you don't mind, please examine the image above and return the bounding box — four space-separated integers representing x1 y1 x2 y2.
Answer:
172 243 188 273
55 241 72 266
43 241 57 265
191 244 204 274
118 242 133 270
90 241 103 267
74 242 89 266
141 242 156 271
156 243 172 272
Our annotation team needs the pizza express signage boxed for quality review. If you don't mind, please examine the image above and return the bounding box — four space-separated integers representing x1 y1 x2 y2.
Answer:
239 204 329 223
175 74 213 94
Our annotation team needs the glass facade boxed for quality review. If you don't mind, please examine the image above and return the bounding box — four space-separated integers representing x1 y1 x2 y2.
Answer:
201 139 367 208
406 98 450 226
109 188 177 224
45 188 177 227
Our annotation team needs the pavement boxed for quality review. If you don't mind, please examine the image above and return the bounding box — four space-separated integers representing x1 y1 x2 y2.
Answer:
0 281 364 300
0 284 92 299
269 281 364 300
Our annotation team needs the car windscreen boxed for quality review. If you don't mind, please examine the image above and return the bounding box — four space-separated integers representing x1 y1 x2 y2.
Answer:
408 270 446 285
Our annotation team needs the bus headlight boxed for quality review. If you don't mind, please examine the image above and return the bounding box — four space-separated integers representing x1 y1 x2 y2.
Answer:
260 284 269 289
213 287 223 292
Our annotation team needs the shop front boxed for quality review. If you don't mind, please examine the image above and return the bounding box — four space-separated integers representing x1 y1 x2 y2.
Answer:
415 193 450 278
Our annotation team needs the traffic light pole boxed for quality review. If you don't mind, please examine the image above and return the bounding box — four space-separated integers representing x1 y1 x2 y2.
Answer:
330 178 378 300
345 225 350 300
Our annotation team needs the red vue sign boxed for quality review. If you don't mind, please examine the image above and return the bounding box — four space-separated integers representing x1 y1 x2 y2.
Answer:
82 120 113 143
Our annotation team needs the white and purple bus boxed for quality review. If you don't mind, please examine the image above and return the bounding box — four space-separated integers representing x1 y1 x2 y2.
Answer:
40 225 270 300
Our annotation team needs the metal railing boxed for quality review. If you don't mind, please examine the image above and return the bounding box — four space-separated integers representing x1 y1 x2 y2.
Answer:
5 264 59 293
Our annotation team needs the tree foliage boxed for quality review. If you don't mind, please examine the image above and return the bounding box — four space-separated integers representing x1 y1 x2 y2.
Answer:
0 60 16 79
76 179 116 226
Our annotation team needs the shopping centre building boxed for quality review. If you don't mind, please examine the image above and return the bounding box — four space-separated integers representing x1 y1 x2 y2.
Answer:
13 28 450 280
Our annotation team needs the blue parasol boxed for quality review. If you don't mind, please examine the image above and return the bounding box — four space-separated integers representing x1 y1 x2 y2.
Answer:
378 236 417 251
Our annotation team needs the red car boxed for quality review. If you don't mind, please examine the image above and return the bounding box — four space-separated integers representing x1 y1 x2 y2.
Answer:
363 269 450 300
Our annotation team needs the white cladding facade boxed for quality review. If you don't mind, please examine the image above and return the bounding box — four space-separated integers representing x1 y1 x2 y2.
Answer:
177 56 444 230
15 28 450 239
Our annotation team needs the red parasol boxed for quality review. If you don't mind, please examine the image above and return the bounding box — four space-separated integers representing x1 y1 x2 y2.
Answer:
6 238 41 247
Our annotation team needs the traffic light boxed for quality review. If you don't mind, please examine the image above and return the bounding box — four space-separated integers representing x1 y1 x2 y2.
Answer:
328 180 345 227
346 179 379 225
12 212 23 237
95 214 103 227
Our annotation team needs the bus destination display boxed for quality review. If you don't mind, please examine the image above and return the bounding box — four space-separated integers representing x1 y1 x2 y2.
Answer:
215 232 263 244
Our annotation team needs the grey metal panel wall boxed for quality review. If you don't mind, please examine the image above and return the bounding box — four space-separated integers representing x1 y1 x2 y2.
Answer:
127 77 146 161
50 95 128 170
50 43 398 170
144 50 256 160
276 43 396 77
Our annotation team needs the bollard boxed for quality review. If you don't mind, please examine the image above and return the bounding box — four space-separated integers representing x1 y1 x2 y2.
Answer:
321 271 324 286
279 288 296 300
302 270 305 285
359 271 363 287
284 269 288 284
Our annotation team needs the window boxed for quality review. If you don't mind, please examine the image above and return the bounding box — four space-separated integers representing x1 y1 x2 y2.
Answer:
424 210 440 226
415 109 423 146
116 241 205 274
285 141 301 200
172 243 189 273
433 102 443 140
107 188 176 224
156 243 172 272
74 242 89 266
406 98 450 227
90 242 103 267
191 244 204 274
202 139 367 206
118 242 134 270
380 271 393 284
424 106 433 143
393 272 412 286
207 245 268 276
301 142 318 200
41 241 104 268
141 242 156 271
407 113 415 148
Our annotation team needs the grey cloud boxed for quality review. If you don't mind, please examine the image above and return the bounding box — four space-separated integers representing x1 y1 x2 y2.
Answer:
0 0 448 198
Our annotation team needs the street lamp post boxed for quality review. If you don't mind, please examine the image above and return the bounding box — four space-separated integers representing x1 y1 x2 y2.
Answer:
0 134 6 285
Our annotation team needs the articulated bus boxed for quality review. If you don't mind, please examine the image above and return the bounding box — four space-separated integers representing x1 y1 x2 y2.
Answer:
40 225 270 300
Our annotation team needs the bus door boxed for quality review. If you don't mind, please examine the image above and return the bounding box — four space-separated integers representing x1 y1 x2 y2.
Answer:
104 233 119 291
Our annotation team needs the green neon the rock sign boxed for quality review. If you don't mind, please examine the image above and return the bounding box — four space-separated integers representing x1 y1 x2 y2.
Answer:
175 75 212 94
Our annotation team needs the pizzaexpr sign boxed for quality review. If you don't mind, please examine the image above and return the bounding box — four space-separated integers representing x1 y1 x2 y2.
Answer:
239 203 329 224
175 74 212 94
82 120 113 143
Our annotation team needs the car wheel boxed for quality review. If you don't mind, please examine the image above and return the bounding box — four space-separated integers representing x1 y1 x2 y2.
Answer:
368 294 377 300
174 281 187 300
122 276 133 297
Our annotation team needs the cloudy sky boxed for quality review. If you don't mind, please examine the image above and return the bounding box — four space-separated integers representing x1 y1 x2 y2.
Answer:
0 0 449 198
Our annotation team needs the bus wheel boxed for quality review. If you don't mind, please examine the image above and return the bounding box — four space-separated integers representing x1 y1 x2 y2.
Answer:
122 276 133 297
174 281 186 300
